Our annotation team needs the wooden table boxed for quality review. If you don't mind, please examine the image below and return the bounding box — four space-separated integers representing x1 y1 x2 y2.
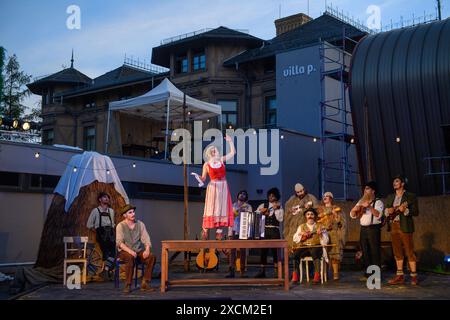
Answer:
160 239 289 292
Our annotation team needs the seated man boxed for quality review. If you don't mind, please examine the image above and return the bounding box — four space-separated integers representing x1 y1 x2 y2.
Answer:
292 208 329 284
116 204 156 293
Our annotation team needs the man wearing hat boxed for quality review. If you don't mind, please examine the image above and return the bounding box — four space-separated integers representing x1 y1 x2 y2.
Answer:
350 181 384 279
292 208 329 284
384 175 419 285
283 184 319 254
116 204 156 293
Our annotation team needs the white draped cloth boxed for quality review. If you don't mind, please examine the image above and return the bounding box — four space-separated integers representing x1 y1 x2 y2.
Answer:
54 151 129 212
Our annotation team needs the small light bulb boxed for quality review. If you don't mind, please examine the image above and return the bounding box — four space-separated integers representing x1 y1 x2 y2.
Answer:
34 152 40 159
207 119 210 123
229 125 233 129
313 138 318 142
396 137 401 143
22 122 30 130
132 163 136 168
280 135 284 140
253 130 257 135
155 150 159 154
350 138 355 144
106 169 111 175
73 167 77 173
12 119 19 128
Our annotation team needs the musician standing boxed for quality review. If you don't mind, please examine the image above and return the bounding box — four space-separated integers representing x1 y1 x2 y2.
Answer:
350 181 384 279
284 183 319 248
226 190 252 278
317 192 347 280
255 188 284 278
292 208 329 284
384 175 419 285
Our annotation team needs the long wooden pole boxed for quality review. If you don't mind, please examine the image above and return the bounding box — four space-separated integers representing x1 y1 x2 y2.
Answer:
183 92 189 271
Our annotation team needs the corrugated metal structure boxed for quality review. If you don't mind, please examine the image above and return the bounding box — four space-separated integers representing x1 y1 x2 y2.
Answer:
350 18 450 196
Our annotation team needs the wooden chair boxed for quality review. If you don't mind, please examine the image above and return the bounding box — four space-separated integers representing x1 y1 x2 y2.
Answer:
299 256 327 284
63 236 88 286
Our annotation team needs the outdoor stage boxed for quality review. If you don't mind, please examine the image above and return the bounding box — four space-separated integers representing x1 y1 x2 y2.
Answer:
5 268 450 300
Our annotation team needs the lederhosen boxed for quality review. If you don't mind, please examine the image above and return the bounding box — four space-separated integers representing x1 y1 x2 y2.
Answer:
96 208 116 262
261 202 281 265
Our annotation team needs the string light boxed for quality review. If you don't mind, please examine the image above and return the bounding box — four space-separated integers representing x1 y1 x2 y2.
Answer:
280 135 284 140
206 119 210 123
34 152 40 159
12 119 19 128
396 137 401 143
73 167 77 173
132 163 136 168
350 138 355 144
253 130 257 135
106 169 111 175
155 150 159 155
313 138 318 142
22 122 30 130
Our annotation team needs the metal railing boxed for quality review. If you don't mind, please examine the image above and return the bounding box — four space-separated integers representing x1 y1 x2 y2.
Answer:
161 28 250 45
0 130 41 144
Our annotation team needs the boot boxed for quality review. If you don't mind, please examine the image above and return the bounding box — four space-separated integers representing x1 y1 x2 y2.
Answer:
332 262 340 280
225 267 235 278
312 272 321 284
291 271 299 284
141 280 155 292
388 274 405 285
123 283 131 293
410 274 418 286
254 267 266 278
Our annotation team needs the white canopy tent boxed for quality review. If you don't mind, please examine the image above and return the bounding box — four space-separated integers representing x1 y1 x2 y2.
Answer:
106 78 222 159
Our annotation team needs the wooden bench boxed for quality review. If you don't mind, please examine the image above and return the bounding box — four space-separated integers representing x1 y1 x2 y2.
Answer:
160 240 289 292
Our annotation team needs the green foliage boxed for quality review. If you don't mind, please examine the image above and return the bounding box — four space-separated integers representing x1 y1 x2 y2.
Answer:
1 53 32 118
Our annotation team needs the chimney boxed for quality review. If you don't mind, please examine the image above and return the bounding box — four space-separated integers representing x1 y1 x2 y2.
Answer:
275 13 312 36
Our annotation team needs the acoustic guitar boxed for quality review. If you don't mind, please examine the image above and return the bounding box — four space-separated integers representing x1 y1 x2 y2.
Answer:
196 248 218 271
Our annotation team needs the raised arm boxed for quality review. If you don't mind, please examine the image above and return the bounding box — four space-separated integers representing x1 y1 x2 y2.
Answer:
200 162 209 182
222 135 236 162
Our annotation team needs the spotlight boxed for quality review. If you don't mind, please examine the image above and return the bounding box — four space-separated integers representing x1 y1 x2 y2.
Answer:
12 119 19 128
73 167 78 173
34 152 40 159
396 137 401 143
132 163 136 168
22 122 30 130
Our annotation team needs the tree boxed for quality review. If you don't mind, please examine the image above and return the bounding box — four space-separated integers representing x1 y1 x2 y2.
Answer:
1 54 32 119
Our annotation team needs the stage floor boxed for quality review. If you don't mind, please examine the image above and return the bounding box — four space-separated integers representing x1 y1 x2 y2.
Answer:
7 267 450 300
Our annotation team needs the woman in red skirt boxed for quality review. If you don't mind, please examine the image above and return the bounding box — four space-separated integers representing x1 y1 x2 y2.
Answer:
200 135 236 240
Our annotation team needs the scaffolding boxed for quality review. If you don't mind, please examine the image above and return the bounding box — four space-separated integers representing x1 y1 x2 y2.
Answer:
318 28 358 200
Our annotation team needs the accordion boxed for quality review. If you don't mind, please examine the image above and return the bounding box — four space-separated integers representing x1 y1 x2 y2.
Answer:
239 211 265 240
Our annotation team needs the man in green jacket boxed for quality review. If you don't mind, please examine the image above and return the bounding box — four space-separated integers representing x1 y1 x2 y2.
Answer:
384 175 419 285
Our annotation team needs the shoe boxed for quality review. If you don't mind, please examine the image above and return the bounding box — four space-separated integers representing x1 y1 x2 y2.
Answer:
123 284 131 293
141 281 155 292
312 272 321 284
388 275 405 285
333 273 340 281
410 275 418 286
225 268 235 278
291 271 299 283
254 270 266 278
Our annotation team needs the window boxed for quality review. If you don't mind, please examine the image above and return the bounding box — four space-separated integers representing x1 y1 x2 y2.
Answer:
83 126 96 151
175 54 188 74
30 174 59 189
43 129 54 146
218 100 238 129
192 51 206 71
265 96 277 127
42 89 48 105
0 171 20 187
